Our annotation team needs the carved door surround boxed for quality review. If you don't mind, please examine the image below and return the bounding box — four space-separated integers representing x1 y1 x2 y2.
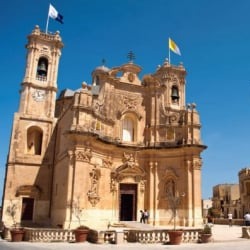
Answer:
110 152 146 193
110 152 147 221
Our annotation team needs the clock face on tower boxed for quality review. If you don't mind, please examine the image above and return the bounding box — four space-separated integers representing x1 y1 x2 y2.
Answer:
32 89 46 101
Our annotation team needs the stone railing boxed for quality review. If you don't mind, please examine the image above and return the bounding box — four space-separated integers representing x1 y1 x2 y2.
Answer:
124 229 201 244
97 230 117 243
24 228 75 242
9 228 201 244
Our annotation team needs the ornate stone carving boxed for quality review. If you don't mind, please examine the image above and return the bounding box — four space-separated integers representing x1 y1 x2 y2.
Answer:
139 180 145 193
110 178 117 192
102 156 113 168
128 73 135 82
116 94 143 121
75 148 92 162
92 96 116 123
193 158 202 170
123 96 138 110
122 152 138 168
161 104 181 125
110 152 146 191
161 73 179 83
94 99 106 116
87 166 101 206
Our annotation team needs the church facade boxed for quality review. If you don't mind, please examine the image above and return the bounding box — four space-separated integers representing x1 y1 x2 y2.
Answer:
1 26 206 229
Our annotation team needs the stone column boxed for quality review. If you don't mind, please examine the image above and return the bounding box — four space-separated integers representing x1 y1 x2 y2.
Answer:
149 162 154 224
192 158 202 226
65 150 75 228
185 159 193 227
154 162 158 225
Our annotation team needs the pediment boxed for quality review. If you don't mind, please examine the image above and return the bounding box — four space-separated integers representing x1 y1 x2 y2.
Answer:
112 161 146 182
116 162 145 176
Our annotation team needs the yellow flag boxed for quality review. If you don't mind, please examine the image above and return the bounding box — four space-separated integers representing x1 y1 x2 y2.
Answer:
169 38 181 56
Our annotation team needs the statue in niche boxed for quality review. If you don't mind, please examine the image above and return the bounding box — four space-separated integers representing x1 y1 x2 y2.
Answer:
87 166 100 206
89 167 100 195
165 179 176 197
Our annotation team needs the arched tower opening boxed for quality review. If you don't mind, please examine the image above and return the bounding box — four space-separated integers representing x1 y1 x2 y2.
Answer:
26 126 43 155
36 57 48 81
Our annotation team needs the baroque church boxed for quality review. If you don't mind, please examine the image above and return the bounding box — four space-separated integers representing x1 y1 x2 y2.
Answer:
1 26 206 229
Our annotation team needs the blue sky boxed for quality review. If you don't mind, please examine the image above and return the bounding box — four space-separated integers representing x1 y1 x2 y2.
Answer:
1 0 250 200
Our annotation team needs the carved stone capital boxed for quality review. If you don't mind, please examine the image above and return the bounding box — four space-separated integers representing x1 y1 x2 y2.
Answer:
102 156 113 168
193 158 202 170
75 148 92 162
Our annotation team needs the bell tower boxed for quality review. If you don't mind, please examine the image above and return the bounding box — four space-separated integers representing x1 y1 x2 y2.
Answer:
2 25 63 227
19 25 63 117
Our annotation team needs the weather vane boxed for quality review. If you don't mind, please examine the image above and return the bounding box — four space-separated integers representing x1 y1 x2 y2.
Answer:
127 51 135 63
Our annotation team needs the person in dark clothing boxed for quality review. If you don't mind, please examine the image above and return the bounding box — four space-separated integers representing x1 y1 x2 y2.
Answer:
140 210 145 223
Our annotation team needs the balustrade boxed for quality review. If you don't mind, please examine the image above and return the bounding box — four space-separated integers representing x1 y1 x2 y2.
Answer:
25 228 75 242
22 227 201 244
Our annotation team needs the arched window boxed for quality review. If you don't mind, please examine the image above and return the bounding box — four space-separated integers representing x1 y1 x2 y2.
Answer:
94 76 100 86
36 57 48 81
171 86 179 103
26 126 43 155
122 117 135 142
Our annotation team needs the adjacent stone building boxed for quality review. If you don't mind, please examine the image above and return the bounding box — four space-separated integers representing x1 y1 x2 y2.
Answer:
239 168 250 215
1 26 206 229
212 184 240 219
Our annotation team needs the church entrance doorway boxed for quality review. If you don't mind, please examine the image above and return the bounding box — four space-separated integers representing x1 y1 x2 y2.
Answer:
21 197 34 221
119 183 137 221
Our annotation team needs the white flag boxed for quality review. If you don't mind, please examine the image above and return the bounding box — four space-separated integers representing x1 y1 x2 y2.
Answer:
49 4 63 24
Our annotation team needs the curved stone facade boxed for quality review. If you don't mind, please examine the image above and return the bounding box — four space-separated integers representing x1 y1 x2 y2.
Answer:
1 26 206 230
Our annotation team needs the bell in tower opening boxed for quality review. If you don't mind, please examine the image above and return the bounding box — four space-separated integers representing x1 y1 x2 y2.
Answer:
37 57 48 81
171 85 179 103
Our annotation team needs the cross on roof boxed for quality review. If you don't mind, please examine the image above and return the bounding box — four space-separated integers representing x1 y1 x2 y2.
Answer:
101 58 106 66
127 51 135 63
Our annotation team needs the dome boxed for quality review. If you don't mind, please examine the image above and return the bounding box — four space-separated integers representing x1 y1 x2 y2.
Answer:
93 65 110 73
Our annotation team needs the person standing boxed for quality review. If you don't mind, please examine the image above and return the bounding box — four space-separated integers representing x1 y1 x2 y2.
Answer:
244 212 250 226
144 209 149 224
140 210 145 223
228 213 233 227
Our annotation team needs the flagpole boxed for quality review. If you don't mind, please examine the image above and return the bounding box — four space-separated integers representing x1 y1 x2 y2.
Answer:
45 5 50 33
168 38 171 65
